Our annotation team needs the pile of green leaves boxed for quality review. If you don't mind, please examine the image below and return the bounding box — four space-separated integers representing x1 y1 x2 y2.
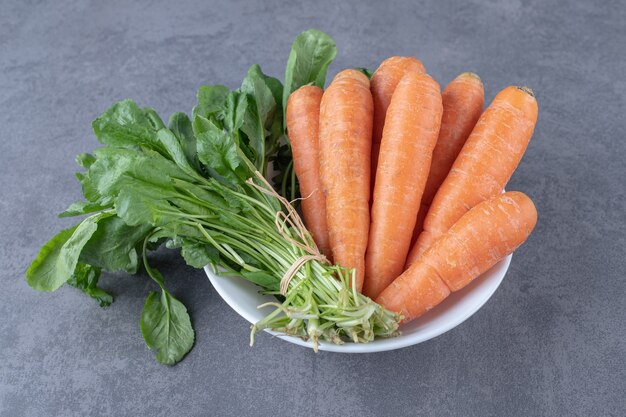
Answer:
26 30 397 365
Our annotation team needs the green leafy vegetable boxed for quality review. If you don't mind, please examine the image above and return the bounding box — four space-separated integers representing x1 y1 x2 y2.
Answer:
354 67 374 78
74 117 400 349
221 91 247 136
283 29 337 110
140 290 194 365
78 216 152 273
92 100 164 150
67 264 113 307
26 29 399 366
192 85 230 120
26 226 78 291
180 241 219 269
76 153 96 169
240 65 276 172
59 200 111 218
196 121 253 184
139 235 194 365
241 65 277 131
169 112 201 172
27 211 114 291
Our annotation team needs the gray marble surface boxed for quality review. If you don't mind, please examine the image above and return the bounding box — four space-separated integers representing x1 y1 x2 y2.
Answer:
1 0 625 416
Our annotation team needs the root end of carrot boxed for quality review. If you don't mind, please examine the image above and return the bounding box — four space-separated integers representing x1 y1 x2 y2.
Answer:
460 71 481 81
516 86 535 97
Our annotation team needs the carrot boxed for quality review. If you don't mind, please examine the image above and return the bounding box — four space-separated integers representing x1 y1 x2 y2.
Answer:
285 86 332 259
319 69 374 291
363 72 443 299
406 86 538 266
370 57 426 188
411 72 484 241
410 203 428 246
377 191 537 322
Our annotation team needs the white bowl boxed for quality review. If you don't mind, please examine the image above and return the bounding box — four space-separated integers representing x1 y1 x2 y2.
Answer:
205 254 512 353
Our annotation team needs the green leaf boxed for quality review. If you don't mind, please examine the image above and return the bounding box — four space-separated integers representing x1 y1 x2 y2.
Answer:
76 153 96 169
169 112 201 172
354 67 374 79
240 270 279 291
86 112 199 206
262 74 285 160
239 98 265 170
67 264 113 307
115 185 178 227
259 73 285 149
221 91 247 135
92 100 164 152
156 128 199 178
158 222 207 243
26 226 78 291
59 201 110 218
26 212 113 291
164 236 184 249
241 64 277 130
261 74 284 114
180 241 219 268
283 29 337 112
192 85 229 121
193 90 263 172
79 216 153 273
191 114 214 137
142 108 166 130
74 154 92 189
94 102 200 179
113 180 216 229
240 64 283 172
83 147 193 206
140 290 195 365
196 121 251 184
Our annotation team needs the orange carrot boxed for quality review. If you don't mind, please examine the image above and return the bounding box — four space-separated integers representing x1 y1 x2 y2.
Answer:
410 203 428 246
378 191 537 322
406 86 538 266
319 69 374 290
412 72 484 241
363 72 443 299
286 86 332 259
370 57 426 188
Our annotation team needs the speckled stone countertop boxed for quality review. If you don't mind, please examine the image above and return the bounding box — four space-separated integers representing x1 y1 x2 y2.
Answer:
1 1 624 416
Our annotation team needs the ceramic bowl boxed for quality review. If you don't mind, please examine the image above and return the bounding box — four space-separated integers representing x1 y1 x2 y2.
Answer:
205 254 511 353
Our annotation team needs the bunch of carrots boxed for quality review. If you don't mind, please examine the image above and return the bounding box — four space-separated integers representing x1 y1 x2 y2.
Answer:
286 57 538 324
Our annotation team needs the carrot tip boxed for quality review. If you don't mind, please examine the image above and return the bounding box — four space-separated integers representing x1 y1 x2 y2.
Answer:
516 86 535 97
460 72 481 81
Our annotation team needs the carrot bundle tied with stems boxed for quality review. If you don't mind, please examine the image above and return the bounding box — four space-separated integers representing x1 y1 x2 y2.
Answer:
370 56 426 188
364 72 443 299
411 72 484 243
378 191 537 322
407 85 538 266
319 69 374 291
285 85 332 259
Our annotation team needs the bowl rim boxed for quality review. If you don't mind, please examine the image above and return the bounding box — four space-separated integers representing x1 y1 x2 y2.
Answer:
204 253 512 353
